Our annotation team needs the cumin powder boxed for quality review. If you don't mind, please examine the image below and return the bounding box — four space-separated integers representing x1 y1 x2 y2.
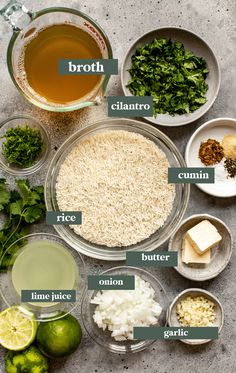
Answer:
199 139 224 166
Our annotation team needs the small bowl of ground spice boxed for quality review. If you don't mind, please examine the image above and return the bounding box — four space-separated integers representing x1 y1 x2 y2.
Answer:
0 115 50 175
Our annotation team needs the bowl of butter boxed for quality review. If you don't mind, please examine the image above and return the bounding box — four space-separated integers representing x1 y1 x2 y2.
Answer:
168 214 232 281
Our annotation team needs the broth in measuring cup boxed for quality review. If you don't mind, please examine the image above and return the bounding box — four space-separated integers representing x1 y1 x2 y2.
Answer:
19 23 103 104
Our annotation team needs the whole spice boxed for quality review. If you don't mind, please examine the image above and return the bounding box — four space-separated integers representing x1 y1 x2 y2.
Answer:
199 138 224 166
224 158 236 178
1 125 43 167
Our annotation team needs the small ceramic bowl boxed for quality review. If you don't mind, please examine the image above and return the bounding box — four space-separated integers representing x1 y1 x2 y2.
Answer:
121 27 220 127
168 214 232 281
168 288 224 345
185 117 236 197
0 115 50 176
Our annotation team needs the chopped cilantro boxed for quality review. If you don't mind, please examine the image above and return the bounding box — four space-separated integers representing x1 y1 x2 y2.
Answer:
127 38 209 117
1 125 43 167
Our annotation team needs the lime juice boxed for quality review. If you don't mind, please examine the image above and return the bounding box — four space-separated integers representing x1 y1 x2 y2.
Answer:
11 240 78 307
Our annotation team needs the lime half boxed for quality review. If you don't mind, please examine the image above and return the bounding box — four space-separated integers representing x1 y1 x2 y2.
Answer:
0 306 37 351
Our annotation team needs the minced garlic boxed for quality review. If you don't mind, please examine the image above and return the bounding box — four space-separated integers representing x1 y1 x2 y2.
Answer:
176 295 216 327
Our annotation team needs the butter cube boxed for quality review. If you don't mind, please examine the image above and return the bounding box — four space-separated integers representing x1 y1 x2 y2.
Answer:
182 236 211 264
186 220 222 255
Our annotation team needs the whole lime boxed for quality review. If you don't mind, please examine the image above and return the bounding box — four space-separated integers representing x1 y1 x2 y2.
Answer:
5 346 49 373
36 314 82 358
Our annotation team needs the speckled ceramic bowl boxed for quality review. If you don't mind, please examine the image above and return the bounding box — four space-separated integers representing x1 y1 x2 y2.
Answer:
121 27 220 126
168 288 224 345
168 214 232 281
185 117 236 197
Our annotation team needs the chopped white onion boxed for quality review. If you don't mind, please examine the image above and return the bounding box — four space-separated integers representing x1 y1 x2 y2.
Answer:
91 275 162 341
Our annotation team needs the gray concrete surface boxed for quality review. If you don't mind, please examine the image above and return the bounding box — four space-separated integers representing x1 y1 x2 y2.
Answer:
0 0 235 372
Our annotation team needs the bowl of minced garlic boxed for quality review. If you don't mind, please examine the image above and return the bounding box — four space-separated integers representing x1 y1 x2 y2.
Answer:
168 288 224 345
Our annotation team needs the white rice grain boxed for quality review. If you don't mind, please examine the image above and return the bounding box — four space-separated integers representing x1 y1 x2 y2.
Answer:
56 130 175 247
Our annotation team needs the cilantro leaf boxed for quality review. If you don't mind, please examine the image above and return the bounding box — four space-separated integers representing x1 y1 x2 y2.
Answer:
32 185 44 198
22 205 44 223
0 229 28 271
10 190 21 203
0 179 45 270
17 179 41 206
0 179 11 211
10 200 24 216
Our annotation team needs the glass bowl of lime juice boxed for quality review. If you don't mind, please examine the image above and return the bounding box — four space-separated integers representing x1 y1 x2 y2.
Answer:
0 233 85 322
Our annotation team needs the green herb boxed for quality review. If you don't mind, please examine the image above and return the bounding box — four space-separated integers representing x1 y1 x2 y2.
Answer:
0 179 45 271
1 125 43 167
127 38 209 117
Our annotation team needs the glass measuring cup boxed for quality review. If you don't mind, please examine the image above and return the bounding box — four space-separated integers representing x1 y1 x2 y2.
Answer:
0 1 113 112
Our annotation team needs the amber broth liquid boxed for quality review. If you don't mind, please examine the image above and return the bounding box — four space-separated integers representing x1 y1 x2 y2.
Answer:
23 24 103 104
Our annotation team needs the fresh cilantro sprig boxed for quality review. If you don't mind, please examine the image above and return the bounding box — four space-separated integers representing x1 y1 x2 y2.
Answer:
0 179 45 271
127 38 209 117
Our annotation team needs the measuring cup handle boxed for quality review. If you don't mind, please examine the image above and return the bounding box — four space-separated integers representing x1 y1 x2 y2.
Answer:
0 0 32 31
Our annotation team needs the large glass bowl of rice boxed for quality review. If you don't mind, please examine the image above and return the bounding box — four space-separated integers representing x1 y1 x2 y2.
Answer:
45 118 189 260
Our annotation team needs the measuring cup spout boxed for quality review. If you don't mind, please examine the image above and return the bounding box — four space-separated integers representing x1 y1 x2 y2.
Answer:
0 0 32 31
94 94 104 106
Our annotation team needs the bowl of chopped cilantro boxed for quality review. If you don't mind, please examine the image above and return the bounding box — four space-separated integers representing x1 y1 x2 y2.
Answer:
0 115 50 175
122 27 220 126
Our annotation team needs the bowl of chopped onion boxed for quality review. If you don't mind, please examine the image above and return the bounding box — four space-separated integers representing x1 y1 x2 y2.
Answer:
81 266 169 354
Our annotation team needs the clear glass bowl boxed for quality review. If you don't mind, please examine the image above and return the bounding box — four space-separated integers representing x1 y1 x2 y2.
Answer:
0 233 86 322
0 115 50 176
81 266 169 354
45 118 190 260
